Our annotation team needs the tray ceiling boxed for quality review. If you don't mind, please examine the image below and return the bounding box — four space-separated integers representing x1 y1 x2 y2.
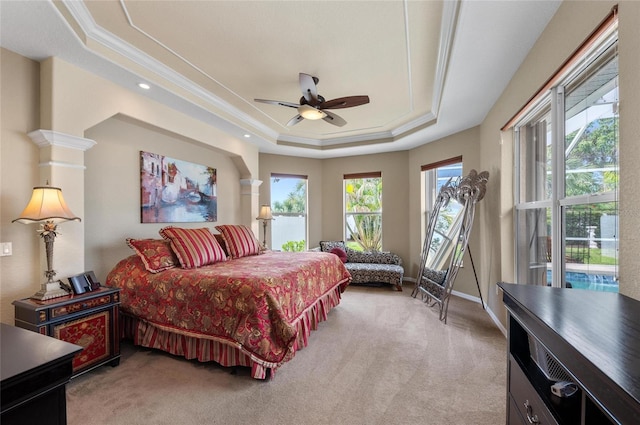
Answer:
1 1 561 158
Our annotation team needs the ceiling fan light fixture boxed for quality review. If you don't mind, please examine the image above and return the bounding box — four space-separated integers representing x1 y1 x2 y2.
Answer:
298 104 326 120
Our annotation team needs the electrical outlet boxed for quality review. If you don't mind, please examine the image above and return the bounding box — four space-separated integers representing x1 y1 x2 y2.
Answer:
0 242 12 257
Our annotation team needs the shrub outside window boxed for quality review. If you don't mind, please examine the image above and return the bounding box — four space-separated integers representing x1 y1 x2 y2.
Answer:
344 172 382 251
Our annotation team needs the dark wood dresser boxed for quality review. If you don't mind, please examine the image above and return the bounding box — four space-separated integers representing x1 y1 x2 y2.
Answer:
498 282 639 424
0 322 82 425
13 286 121 377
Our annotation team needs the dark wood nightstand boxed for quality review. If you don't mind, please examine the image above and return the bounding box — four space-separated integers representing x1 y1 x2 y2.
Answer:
13 286 121 377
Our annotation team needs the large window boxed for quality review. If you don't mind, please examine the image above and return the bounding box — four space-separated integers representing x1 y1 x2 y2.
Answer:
270 174 307 251
422 157 463 223
344 172 382 251
422 158 463 263
514 20 618 292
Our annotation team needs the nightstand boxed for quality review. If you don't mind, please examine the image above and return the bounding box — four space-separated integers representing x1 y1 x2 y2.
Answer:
13 286 121 377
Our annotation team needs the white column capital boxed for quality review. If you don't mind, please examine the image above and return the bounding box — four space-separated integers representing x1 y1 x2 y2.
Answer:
239 179 263 188
28 129 97 151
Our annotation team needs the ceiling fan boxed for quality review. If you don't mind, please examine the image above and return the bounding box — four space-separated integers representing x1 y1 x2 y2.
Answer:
254 73 370 127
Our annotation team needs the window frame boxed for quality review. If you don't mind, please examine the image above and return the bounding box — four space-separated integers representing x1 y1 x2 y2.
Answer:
343 172 382 251
421 156 463 238
512 15 619 291
270 173 308 251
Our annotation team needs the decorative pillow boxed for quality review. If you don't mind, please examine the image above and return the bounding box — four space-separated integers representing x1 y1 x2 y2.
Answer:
126 238 178 273
159 227 227 269
329 247 348 263
215 224 261 259
320 240 347 253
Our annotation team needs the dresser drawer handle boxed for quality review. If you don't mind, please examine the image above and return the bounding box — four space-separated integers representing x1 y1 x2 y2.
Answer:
523 400 540 424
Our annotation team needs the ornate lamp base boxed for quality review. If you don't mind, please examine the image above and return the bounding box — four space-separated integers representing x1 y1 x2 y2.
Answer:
31 281 70 300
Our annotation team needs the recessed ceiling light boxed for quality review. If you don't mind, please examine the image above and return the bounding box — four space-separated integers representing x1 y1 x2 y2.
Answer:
243 134 251 138
138 83 151 90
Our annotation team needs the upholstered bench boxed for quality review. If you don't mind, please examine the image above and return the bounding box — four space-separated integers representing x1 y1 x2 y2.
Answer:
316 241 404 291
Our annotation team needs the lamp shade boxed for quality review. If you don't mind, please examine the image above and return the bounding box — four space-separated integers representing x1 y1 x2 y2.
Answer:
12 186 81 224
257 205 273 220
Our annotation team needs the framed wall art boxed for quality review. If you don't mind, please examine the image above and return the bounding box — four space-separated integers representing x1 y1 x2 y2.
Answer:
140 151 217 223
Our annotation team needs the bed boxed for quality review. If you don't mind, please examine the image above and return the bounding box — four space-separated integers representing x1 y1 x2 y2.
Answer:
106 231 351 379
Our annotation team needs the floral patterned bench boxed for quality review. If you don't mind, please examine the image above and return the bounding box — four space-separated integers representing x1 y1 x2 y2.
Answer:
317 241 404 291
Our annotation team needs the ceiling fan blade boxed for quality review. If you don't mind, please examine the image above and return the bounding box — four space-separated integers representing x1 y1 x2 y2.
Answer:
322 110 347 127
299 73 319 104
286 115 305 127
254 99 299 109
321 95 370 110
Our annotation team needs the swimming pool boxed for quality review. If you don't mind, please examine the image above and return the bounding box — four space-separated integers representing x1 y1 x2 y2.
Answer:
546 270 618 292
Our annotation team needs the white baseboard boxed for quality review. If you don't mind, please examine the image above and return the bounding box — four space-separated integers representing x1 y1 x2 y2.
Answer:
404 278 507 336
485 305 507 337
450 290 506 336
450 288 481 303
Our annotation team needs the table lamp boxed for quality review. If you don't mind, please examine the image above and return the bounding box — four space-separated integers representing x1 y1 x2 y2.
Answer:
13 184 81 300
256 205 274 247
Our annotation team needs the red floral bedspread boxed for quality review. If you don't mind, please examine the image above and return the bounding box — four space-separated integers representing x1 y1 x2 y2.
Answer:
106 251 351 366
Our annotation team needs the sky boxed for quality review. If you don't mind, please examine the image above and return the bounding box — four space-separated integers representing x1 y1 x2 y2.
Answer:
271 176 303 205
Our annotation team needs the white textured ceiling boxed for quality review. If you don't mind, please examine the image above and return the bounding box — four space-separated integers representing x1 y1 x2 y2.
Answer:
0 1 561 159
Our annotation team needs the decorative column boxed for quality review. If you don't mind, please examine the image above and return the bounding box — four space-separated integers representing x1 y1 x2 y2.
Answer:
27 130 96 280
240 179 263 238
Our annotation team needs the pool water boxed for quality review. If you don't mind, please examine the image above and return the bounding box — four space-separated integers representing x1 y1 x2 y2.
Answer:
546 270 618 292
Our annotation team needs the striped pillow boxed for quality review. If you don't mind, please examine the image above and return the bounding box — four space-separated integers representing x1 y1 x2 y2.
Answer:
213 233 229 256
159 227 227 269
215 224 261 258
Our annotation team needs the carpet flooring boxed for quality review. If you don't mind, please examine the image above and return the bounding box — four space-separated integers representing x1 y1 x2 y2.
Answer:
66 285 506 425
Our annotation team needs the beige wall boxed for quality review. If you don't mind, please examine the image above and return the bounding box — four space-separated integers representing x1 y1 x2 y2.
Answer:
84 115 242 282
618 1 640 300
0 51 260 325
0 49 41 324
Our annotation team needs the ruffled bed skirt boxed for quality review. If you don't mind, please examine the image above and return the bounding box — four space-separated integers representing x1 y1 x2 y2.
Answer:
120 284 344 379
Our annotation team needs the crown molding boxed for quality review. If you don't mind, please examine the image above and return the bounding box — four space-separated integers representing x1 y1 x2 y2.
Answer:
392 112 437 137
431 0 460 117
60 0 278 141
58 0 458 151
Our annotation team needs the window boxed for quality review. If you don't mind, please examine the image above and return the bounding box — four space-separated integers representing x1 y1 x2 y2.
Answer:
270 174 307 251
344 172 382 251
422 157 463 223
514 16 618 292
422 158 463 267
